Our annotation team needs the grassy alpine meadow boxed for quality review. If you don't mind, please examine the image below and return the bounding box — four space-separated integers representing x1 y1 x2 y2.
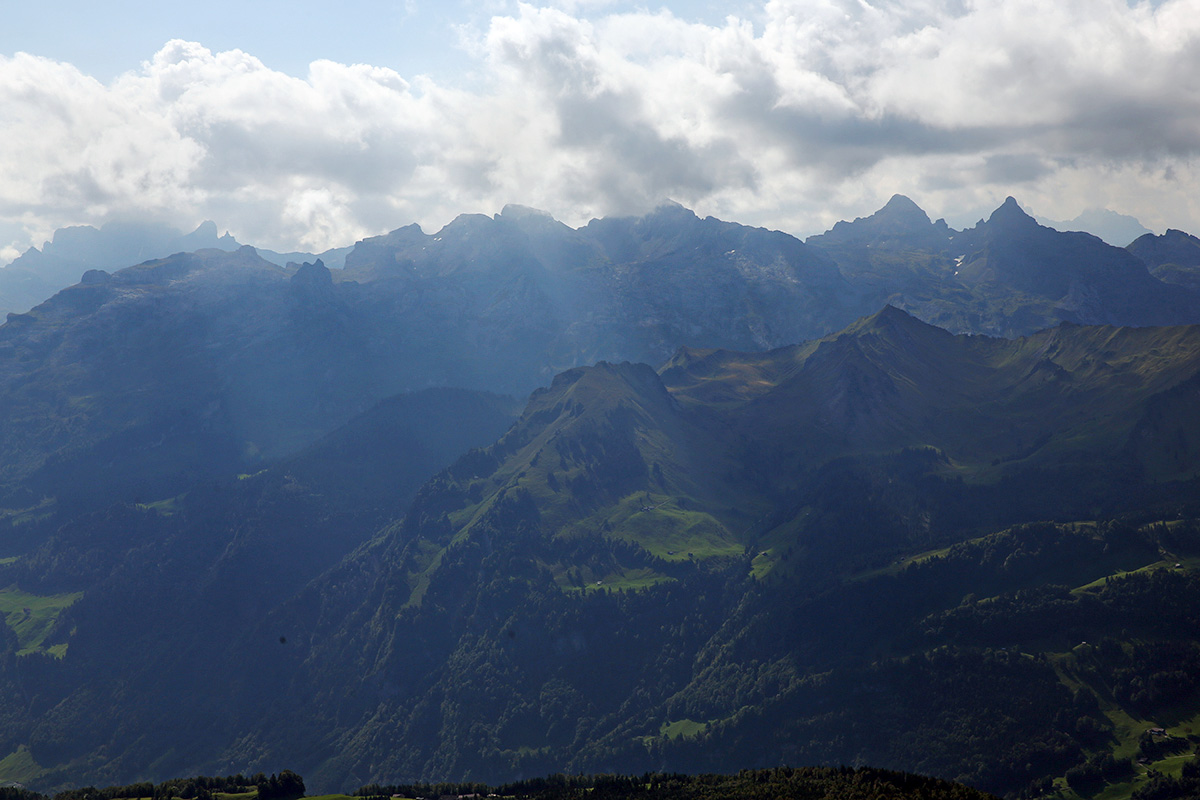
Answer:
0 584 81 656
0 745 46 785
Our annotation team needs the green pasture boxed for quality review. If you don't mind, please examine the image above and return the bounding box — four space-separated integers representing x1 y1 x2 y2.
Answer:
0 583 82 656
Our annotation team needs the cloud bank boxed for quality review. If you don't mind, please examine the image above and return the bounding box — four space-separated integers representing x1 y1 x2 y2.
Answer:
2 0 1199 260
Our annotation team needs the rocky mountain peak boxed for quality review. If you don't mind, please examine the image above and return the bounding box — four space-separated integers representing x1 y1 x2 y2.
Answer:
644 200 700 224
843 304 949 345
986 196 1037 229
877 194 933 226
291 259 333 290
498 204 553 221
806 194 949 250
1126 227 1200 291
1164 228 1200 242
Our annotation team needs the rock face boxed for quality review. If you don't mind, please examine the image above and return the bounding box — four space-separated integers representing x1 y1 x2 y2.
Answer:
0 220 355 318
950 197 1191 327
1128 228 1200 291
0 220 241 316
2 198 1198 508
807 193 953 251
0 208 856 508
338 202 857 379
806 195 1200 336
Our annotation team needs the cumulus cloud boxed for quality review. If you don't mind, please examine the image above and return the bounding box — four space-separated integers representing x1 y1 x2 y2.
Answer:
1 0 1199 260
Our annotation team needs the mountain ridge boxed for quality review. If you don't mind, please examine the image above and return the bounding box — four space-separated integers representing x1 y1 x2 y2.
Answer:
2 197 1200 796
3 310 1200 796
216 309 1200 790
0 220 351 317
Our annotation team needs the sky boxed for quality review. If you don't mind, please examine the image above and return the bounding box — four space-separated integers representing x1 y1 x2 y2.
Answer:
1 0 1198 262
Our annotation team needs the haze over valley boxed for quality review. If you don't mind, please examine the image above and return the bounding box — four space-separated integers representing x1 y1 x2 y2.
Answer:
4 2 1200 799
1 193 1200 800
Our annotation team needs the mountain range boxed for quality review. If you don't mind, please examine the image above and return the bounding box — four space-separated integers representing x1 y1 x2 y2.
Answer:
1127 228 1200 292
1 196 1200 800
3 196 1199 516
0 220 351 318
807 195 1200 335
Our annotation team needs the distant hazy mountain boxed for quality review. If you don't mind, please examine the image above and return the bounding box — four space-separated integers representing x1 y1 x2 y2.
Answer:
0 220 350 316
1035 207 1153 246
0 220 237 316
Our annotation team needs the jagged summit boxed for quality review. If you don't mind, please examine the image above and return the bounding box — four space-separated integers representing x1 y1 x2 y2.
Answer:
439 212 496 235
1127 227 1200 291
498 204 553 220
807 194 949 249
641 200 700 224
291 259 333 290
653 198 689 212
1128 227 1200 267
179 220 237 249
877 194 933 225
985 196 1037 228
530 359 675 422
190 220 220 238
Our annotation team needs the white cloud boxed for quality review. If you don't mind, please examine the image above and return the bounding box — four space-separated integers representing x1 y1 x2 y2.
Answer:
0 51 202 223
2 0 1199 262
